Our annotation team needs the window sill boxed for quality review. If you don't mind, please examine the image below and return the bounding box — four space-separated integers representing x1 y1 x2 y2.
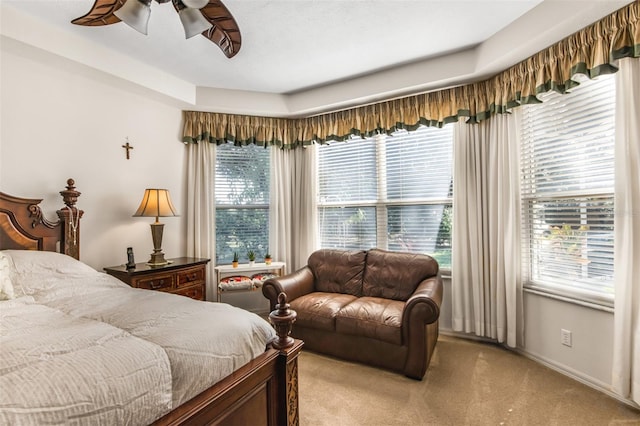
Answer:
523 283 614 313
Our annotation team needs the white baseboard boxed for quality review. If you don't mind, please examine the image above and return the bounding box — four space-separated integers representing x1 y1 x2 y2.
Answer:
517 349 639 411
439 328 495 344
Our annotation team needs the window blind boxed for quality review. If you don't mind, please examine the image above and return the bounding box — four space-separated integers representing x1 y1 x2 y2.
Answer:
318 137 378 250
215 143 270 264
385 127 453 202
318 126 454 268
317 138 377 204
317 206 377 250
385 127 453 267
521 75 615 300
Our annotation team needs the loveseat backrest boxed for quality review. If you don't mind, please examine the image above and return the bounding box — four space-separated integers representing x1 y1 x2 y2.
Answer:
362 248 439 301
308 249 366 297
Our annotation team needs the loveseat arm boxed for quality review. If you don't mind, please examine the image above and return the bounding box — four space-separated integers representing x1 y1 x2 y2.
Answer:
262 266 315 311
403 275 443 330
401 274 444 379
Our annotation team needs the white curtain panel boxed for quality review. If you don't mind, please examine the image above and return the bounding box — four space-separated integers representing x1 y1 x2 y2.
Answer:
291 145 318 269
612 57 640 405
452 111 522 347
270 145 318 273
186 141 216 300
270 147 293 271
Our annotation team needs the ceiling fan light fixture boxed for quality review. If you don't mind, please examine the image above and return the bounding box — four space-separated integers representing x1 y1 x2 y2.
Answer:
72 0 241 58
179 7 212 39
182 0 209 9
114 0 152 35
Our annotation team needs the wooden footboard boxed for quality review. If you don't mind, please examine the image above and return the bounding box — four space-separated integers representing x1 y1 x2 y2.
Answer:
154 340 303 426
155 293 302 426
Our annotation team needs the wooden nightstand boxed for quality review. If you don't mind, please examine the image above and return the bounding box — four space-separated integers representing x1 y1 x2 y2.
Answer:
104 257 210 301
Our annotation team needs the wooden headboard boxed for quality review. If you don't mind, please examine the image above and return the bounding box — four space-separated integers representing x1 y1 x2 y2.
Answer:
0 179 83 259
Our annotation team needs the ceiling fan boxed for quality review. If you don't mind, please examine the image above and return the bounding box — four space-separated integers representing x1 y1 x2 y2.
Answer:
71 0 241 58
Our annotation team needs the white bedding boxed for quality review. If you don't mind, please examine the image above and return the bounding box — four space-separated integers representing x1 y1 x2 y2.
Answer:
0 250 277 425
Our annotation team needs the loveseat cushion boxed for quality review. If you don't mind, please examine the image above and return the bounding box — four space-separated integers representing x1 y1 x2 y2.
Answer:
335 297 404 345
308 249 367 297
290 292 357 331
362 249 439 301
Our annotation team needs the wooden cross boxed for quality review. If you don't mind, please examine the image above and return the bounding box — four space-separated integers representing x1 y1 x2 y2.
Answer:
122 139 134 160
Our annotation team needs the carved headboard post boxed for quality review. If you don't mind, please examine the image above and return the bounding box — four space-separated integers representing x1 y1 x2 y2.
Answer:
56 179 83 259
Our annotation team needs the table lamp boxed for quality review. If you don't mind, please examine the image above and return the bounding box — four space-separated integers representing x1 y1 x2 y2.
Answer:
133 188 178 266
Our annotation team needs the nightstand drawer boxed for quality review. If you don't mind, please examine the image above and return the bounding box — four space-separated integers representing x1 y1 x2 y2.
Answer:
176 267 205 288
174 284 204 300
136 273 174 291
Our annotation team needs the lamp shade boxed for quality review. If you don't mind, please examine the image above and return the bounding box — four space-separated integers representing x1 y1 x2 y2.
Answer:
114 0 152 35
133 189 178 220
179 7 212 39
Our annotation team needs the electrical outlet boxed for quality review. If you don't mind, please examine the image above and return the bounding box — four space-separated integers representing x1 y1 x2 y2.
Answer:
561 329 572 347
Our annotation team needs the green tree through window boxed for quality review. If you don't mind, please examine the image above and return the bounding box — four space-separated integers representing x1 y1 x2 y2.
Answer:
215 143 270 264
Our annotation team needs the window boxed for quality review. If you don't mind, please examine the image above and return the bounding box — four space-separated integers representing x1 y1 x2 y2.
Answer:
520 75 615 301
215 143 270 264
318 126 454 268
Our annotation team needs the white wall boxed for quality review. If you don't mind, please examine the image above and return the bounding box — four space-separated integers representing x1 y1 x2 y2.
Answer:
522 292 614 388
0 38 187 271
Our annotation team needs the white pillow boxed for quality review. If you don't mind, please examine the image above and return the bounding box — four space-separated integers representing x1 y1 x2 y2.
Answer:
3 250 97 276
0 251 16 300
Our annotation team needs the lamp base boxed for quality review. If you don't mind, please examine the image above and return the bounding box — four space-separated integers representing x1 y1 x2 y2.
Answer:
147 251 169 266
147 222 168 266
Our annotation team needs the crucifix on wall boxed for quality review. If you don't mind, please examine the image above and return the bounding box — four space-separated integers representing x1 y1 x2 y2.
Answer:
122 137 134 160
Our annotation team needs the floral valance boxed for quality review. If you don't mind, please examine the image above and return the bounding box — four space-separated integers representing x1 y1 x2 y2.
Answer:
183 0 639 148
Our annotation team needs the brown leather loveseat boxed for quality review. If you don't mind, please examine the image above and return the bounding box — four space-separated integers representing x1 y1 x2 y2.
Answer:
262 248 443 380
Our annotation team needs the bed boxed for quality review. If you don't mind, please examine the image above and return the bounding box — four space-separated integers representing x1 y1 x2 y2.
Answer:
0 179 302 425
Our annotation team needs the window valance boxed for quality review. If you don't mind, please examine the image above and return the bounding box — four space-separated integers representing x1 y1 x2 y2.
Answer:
182 0 639 148
182 112 293 147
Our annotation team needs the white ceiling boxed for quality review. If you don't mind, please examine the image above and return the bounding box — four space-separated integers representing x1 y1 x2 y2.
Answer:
0 0 630 116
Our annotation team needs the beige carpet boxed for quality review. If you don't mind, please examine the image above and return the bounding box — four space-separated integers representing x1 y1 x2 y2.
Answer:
297 335 640 426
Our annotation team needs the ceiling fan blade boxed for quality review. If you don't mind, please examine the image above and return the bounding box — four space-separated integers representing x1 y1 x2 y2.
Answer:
71 0 125 26
196 0 242 58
